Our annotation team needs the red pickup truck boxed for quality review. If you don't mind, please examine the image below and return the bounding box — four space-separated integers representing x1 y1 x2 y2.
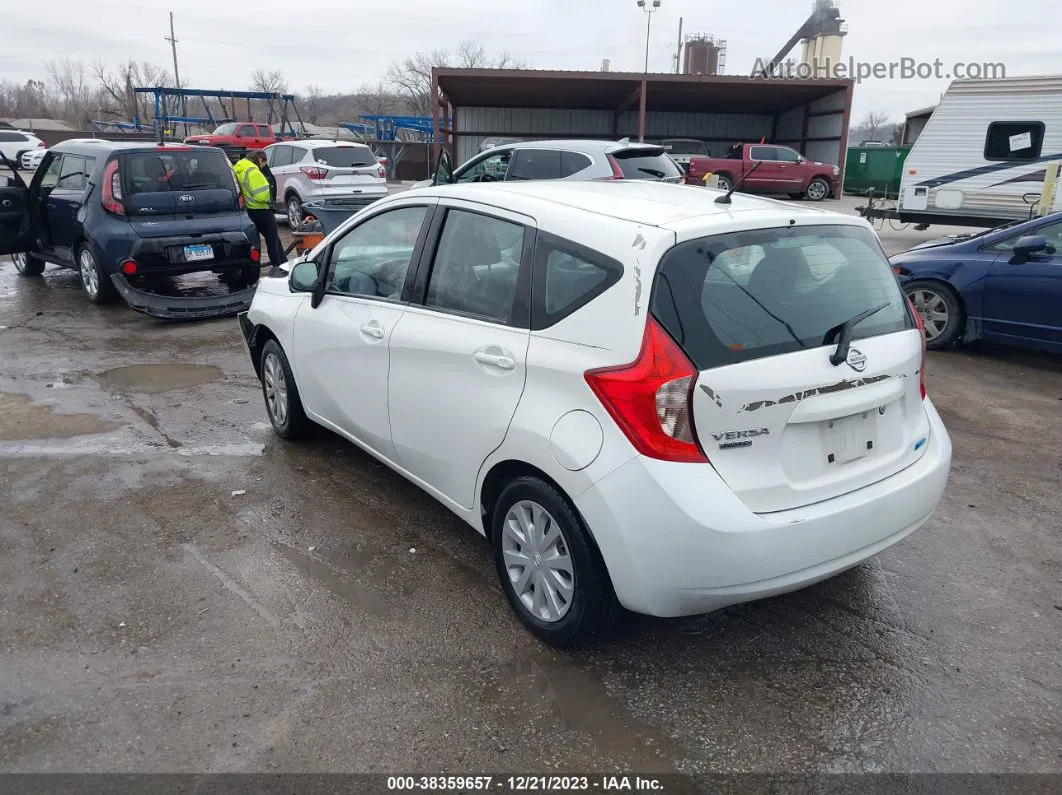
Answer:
184 123 278 159
686 143 840 201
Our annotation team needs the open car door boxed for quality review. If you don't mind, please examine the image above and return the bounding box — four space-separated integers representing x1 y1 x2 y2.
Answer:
0 156 34 256
432 149 454 186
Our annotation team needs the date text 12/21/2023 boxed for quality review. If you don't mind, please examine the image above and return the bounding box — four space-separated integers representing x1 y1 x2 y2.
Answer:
386 775 667 791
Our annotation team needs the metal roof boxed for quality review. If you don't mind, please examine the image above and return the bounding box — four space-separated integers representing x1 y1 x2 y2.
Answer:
435 69 852 114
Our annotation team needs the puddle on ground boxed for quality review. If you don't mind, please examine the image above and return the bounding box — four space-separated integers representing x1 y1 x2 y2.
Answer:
0 392 123 441
275 542 392 618
96 363 223 395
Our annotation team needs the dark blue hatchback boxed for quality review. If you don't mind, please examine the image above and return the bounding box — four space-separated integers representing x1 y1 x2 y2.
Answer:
0 140 262 319
890 212 1062 355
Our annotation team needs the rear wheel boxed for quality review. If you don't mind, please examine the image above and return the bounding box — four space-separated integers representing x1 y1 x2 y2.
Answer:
906 280 964 350
714 174 733 192
805 177 830 201
491 476 622 648
77 245 118 304
12 252 45 276
260 339 309 439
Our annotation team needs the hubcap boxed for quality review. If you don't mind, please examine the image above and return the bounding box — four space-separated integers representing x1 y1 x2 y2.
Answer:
12 252 27 272
501 500 574 623
79 250 98 297
262 352 288 426
287 200 301 228
909 288 949 340
808 181 827 200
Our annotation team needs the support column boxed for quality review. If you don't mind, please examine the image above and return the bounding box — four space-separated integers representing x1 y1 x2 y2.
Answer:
637 78 648 142
431 70 441 165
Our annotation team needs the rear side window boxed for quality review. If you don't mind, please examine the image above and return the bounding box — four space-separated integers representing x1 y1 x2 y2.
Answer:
984 121 1044 161
425 209 525 323
0 132 28 142
651 224 912 370
56 155 89 190
508 149 561 180
532 231 622 329
312 146 376 167
121 150 235 195
611 149 682 180
560 151 592 177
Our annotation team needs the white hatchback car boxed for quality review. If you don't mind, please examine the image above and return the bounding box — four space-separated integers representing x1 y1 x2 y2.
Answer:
263 139 388 228
238 181 952 646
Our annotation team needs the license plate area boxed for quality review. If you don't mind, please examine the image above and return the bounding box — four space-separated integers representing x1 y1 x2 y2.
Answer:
825 411 875 465
184 243 214 262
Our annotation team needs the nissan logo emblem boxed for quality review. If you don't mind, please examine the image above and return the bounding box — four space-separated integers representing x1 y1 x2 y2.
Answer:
846 348 867 373
179 194 195 203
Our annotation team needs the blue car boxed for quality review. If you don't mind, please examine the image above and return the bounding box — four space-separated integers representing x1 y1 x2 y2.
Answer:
890 211 1062 355
0 140 263 319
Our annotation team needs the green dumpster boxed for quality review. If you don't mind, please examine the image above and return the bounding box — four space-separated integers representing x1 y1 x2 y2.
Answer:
844 146 911 198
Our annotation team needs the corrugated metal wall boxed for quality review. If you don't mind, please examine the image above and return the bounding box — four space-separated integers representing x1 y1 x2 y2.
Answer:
810 90 847 114
776 106 804 142
616 111 772 141
805 140 842 164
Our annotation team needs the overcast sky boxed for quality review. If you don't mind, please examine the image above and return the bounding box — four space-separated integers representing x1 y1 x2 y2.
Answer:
4 0 1058 122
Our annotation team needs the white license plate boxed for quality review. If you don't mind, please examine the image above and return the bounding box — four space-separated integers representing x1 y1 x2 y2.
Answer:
332 174 375 184
827 413 874 465
184 244 213 262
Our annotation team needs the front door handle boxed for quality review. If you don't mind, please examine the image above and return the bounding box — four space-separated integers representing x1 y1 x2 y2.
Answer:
360 321 385 340
474 351 516 370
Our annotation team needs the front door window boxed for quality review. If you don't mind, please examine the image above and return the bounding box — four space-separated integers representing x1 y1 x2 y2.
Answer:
455 150 512 183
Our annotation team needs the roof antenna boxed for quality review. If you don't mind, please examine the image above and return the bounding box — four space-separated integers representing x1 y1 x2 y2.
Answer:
715 161 762 205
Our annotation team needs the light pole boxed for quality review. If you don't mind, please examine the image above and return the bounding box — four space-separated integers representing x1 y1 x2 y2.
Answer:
637 0 661 73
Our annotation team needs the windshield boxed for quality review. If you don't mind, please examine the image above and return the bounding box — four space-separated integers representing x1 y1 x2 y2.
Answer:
311 146 377 168
651 224 913 370
611 149 683 180
664 140 709 156
121 150 236 196
212 123 239 135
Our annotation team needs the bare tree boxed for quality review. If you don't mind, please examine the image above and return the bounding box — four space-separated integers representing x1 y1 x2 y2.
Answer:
859 110 891 142
250 69 288 95
45 58 94 126
93 60 172 123
300 84 324 123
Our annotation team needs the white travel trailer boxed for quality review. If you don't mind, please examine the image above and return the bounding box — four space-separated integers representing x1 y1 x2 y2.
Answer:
893 76 1062 227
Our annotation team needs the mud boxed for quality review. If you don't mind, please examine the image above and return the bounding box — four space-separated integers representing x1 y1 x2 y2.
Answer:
0 205 1060 776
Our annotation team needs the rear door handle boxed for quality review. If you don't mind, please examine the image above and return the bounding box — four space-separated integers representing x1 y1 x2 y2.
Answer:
360 321 385 340
474 351 516 370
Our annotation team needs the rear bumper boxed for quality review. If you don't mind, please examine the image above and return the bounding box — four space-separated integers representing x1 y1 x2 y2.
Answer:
574 399 952 617
110 274 258 320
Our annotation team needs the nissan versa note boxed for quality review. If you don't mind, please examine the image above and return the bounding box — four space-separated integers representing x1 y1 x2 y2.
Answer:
238 180 952 647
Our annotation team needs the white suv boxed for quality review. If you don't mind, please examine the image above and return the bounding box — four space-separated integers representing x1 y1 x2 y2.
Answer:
238 181 952 647
0 129 45 166
263 140 388 227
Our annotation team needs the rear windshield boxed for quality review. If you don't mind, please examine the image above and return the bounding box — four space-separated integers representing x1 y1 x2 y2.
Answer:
311 146 377 168
121 150 235 196
664 140 709 155
612 149 682 180
651 224 913 370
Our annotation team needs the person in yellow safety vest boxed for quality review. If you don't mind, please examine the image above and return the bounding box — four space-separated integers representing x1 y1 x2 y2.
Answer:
234 151 286 273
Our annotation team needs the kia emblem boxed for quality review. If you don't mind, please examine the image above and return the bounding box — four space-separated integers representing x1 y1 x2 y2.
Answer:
179 194 195 203
846 348 867 373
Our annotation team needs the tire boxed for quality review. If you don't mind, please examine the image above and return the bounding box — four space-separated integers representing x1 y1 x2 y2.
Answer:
77 244 118 304
239 266 261 287
14 150 28 169
805 177 830 202
905 279 964 350
714 174 733 193
491 476 623 648
12 252 45 276
286 195 303 229
259 339 309 439
789 192 804 200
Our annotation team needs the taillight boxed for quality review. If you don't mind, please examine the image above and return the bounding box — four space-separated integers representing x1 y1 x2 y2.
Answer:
602 155 625 180
121 260 137 275
37 141 46 148
300 166 328 180
908 297 927 399
585 318 707 463
101 160 125 216
378 166 387 179
249 247 260 263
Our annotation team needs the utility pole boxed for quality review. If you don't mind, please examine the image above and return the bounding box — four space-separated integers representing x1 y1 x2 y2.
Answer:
674 17 683 74
164 11 185 138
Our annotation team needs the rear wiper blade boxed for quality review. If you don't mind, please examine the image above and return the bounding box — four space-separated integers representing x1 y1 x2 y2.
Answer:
822 303 890 366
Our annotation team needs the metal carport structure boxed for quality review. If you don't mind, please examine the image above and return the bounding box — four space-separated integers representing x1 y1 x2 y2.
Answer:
432 68 854 180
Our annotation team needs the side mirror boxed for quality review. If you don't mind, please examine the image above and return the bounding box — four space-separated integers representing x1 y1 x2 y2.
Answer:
290 259 319 292
1012 234 1048 260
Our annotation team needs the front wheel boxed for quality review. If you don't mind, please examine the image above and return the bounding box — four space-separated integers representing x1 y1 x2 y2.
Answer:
12 252 45 276
805 177 830 202
77 245 118 304
491 476 622 648
259 339 310 439
905 280 964 350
